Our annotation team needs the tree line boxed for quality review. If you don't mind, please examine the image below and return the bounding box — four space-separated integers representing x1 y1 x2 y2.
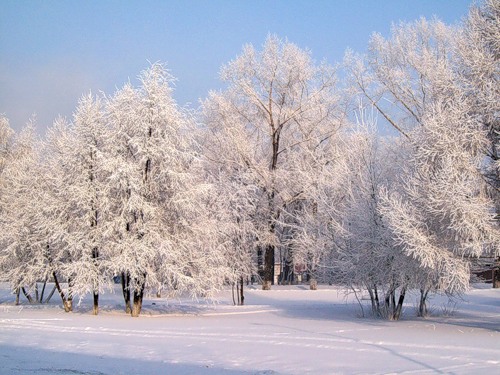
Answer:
0 0 498 319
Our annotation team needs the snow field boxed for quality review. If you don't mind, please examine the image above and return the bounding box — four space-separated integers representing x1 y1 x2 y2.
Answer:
0 284 499 374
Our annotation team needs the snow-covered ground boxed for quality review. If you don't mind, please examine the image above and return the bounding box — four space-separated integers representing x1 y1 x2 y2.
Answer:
0 283 499 375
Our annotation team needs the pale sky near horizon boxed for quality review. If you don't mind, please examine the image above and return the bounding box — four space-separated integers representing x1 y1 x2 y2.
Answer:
1 0 473 134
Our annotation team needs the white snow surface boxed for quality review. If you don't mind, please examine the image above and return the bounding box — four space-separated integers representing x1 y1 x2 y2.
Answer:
0 283 499 375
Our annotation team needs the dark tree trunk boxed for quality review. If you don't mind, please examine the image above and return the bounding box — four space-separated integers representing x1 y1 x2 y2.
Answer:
131 276 146 317
39 279 47 303
44 284 56 304
15 288 20 305
93 291 99 315
21 287 33 304
280 262 290 285
493 259 500 288
91 247 99 315
384 289 392 316
391 290 396 313
67 278 74 312
263 244 274 290
367 288 375 314
385 286 406 320
280 245 294 285
52 272 72 312
238 275 245 305
257 247 264 279
121 272 131 314
374 286 380 315
394 287 406 320
418 288 430 317
263 180 276 291
131 291 143 317
367 287 381 317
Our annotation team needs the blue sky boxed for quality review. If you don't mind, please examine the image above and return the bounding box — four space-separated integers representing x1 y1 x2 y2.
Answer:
1 0 473 133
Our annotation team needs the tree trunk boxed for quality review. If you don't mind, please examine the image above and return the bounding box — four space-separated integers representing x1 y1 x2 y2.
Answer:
493 260 500 288
418 288 429 317
39 279 47 303
15 288 20 305
231 282 236 305
131 274 146 317
52 272 72 312
393 287 406 321
67 278 74 312
92 291 99 315
367 286 381 317
391 290 396 313
280 249 294 285
385 285 404 320
263 185 276 290
262 280 272 290
121 272 131 314
257 247 264 279
21 287 34 304
384 289 392 318
238 275 245 305
263 244 274 289
44 285 56 304
367 287 375 315
91 247 99 314
63 299 73 312
384 286 406 320
374 286 381 316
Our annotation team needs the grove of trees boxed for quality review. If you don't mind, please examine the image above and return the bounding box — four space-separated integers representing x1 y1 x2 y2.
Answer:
0 0 498 319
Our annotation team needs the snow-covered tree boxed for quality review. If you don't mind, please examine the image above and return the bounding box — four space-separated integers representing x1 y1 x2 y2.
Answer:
345 15 499 319
0 115 14 290
379 88 499 296
0 115 14 175
457 0 500 287
201 134 260 303
341 14 500 318
202 35 346 289
0 121 59 306
345 18 456 137
105 63 226 316
43 93 110 314
287 129 351 289
458 0 499 189
0 116 15 283
341 129 407 319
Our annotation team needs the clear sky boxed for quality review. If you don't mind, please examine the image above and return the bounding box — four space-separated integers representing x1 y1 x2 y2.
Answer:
1 0 473 133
